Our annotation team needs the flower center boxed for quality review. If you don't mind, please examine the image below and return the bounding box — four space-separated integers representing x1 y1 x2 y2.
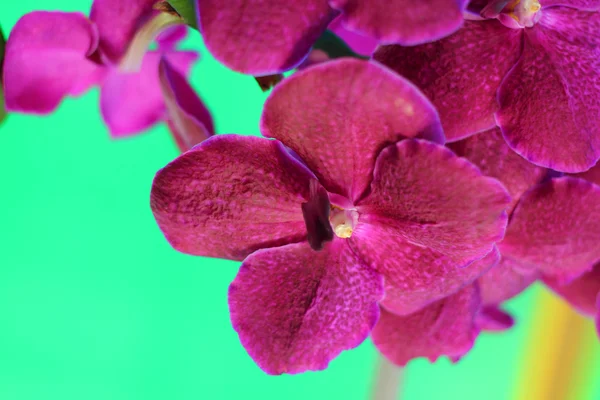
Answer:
501 0 542 28
330 206 358 239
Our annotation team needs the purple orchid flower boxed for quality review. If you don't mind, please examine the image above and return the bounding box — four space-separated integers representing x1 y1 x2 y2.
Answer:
374 0 600 173
150 58 510 374
3 0 212 148
196 0 469 75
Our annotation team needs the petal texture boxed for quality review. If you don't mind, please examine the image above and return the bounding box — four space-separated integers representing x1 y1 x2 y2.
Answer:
330 0 468 45
328 15 378 56
90 0 156 62
478 256 539 305
497 9 600 172
372 284 480 367
151 135 315 260
229 240 383 374
449 127 547 214
500 177 600 282
101 51 197 136
544 263 600 316
159 57 214 152
540 0 600 10
261 59 444 201
197 0 336 74
374 20 521 141
3 11 101 113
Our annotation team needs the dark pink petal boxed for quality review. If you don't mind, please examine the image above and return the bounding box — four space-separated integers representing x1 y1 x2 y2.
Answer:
151 135 316 261
499 177 600 282
261 59 444 201
156 25 188 51
478 256 539 305
544 263 600 316
3 11 101 113
328 14 378 56
229 240 383 374
101 51 197 136
449 128 547 214
372 284 480 367
373 20 521 141
356 139 509 279
330 0 468 45
89 0 156 62
540 0 600 10
497 10 600 172
197 0 337 74
159 57 213 152
476 305 514 332
572 164 600 186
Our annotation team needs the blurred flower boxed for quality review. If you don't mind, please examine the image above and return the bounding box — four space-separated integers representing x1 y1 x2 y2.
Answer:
150 59 510 374
195 0 469 75
3 0 212 148
375 0 600 172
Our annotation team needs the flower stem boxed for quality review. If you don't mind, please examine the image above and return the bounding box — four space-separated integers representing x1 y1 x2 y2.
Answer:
371 354 403 400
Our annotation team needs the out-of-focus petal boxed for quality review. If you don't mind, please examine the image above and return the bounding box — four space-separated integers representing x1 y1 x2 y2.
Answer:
374 20 521 141
327 15 377 56
229 240 383 374
197 0 337 74
159 57 213 152
497 10 600 172
89 0 157 62
499 177 600 283
478 256 539 305
151 135 316 261
449 127 547 214
476 305 514 331
100 51 197 137
372 284 480 367
544 263 600 316
540 0 600 10
3 11 101 113
156 25 188 51
330 0 468 45
261 59 444 202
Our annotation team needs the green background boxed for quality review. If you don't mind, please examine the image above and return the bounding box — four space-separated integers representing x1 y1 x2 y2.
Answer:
1 2 599 399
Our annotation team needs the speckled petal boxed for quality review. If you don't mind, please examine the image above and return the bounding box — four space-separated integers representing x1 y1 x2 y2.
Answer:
261 59 444 201
449 127 547 214
499 177 600 282
327 15 378 56
544 263 600 316
374 20 521 141
330 0 468 45
197 0 337 75
357 139 509 269
89 0 156 62
497 10 600 172
229 240 383 374
159 57 213 152
3 11 101 113
372 284 480 367
476 305 514 332
540 0 600 10
100 51 197 137
151 135 316 261
478 256 539 305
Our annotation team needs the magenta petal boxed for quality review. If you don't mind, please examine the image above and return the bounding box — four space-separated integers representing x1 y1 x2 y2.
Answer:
478 256 539 305
262 59 444 201
372 284 480 367
449 128 547 214
500 177 600 282
544 263 600 316
197 0 336 74
89 0 156 62
3 11 101 113
156 25 188 51
159 57 213 152
476 305 514 332
327 14 378 55
331 0 468 45
100 51 197 136
540 0 600 10
497 10 600 172
151 135 316 261
374 20 521 141
572 164 600 186
229 240 383 374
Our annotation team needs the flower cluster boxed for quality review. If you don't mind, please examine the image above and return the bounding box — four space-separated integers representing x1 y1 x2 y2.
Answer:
3 0 600 376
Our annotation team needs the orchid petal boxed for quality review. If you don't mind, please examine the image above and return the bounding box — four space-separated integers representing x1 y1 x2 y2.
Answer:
151 135 316 261
229 240 383 374
374 20 521 141
478 256 539 305
261 59 444 202
327 15 378 56
540 0 600 10
476 305 514 332
544 263 600 316
372 285 480 367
